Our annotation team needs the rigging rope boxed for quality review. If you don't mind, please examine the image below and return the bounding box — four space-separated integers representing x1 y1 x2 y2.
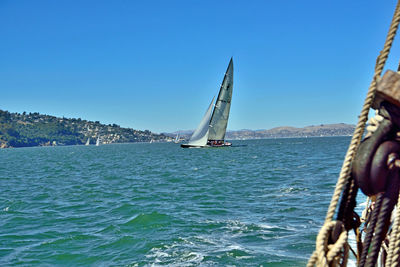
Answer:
308 1 400 266
386 193 400 265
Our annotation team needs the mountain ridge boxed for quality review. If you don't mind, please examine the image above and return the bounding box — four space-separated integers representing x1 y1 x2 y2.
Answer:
226 123 355 139
166 123 355 140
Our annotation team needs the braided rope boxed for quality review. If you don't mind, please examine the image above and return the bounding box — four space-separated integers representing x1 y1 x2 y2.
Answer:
386 193 400 266
366 193 397 266
359 194 384 266
308 1 400 265
392 228 400 266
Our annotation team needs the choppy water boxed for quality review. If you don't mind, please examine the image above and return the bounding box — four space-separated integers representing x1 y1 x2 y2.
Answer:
0 137 351 266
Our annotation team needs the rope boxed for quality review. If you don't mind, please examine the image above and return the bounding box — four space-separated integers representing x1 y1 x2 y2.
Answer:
386 196 400 266
365 193 395 266
359 194 384 267
308 1 400 265
336 178 358 231
315 221 349 266
365 110 384 138
388 205 400 266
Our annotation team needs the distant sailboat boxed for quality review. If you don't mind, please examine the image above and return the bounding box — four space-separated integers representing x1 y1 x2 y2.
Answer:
85 138 90 146
96 137 100 146
174 133 180 143
181 58 233 148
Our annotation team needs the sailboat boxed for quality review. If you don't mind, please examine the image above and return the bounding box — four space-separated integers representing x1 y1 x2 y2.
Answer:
174 133 180 143
95 137 100 146
181 58 233 148
85 138 90 146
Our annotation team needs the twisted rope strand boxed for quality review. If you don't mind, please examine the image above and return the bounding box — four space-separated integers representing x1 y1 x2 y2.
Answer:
307 251 319 267
366 193 397 266
315 221 348 266
393 228 400 266
359 194 384 267
386 192 400 266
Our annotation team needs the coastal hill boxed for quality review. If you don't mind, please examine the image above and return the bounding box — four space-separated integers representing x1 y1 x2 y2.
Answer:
170 123 355 140
0 109 171 148
225 123 355 139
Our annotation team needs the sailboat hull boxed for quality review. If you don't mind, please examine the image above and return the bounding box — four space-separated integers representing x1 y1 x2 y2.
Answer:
180 142 232 148
180 144 205 148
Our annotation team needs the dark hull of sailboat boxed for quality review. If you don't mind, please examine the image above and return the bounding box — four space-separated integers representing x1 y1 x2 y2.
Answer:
180 144 205 148
180 142 232 148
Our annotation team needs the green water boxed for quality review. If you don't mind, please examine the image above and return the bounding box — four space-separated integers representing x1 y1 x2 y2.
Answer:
0 137 351 266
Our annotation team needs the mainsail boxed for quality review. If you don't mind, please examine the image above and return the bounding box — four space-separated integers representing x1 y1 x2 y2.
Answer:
208 58 233 141
186 97 215 147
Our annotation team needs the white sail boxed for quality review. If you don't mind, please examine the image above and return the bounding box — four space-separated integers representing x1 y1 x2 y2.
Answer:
187 96 215 147
208 58 233 141
85 138 90 146
96 137 100 146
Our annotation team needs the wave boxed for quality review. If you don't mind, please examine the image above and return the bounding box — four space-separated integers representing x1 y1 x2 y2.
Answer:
121 212 173 229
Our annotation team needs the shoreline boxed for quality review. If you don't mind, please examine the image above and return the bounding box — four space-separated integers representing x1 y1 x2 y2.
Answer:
0 135 352 149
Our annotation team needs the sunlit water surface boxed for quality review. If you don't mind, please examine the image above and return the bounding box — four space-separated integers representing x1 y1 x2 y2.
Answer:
0 137 351 266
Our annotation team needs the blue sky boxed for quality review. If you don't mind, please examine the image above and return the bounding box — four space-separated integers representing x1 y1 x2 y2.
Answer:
1 1 400 133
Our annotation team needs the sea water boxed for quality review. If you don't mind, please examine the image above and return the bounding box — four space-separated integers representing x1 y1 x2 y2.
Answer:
0 137 351 266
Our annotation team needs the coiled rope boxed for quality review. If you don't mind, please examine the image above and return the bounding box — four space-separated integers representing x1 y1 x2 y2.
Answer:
308 1 400 266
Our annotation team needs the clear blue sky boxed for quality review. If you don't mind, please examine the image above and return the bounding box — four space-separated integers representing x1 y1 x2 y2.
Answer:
1 1 400 133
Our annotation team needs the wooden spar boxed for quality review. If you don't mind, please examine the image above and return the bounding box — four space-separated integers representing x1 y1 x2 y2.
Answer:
373 70 400 109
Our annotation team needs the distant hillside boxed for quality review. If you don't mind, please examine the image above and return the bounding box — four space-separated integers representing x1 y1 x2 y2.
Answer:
168 123 355 140
226 123 355 139
0 109 172 148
